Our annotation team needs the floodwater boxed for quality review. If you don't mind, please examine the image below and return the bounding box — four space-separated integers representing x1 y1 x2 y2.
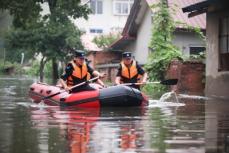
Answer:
0 77 229 153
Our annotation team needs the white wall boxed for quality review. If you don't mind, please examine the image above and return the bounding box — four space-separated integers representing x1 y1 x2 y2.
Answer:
133 7 152 64
75 0 129 35
125 6 152 64
173 31 205 56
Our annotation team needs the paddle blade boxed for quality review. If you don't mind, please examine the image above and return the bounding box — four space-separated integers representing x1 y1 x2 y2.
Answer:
160 79 178 85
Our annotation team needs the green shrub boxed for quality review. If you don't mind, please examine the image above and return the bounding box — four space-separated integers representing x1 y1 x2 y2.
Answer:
25 60 40 76
145 0 182 96
0 60 24 74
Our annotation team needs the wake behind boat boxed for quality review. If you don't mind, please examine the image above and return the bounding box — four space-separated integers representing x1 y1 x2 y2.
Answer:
29 82 148 108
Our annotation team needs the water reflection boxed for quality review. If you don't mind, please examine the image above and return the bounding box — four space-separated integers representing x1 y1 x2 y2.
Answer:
28 106 145 153
147 98 205 153
205 98 229 153
26 100 206 153
0 76 229 153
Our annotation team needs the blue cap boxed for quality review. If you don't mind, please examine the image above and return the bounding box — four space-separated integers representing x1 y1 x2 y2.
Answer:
74 50 85 58
122 52 132 58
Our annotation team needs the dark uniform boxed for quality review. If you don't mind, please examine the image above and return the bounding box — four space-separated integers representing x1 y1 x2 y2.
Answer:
60 51 96 92
116 52 145 90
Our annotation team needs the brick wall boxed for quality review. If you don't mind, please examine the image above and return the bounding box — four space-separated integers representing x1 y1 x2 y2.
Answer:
87 51 122 82
87 51 121 66
167 60 205 95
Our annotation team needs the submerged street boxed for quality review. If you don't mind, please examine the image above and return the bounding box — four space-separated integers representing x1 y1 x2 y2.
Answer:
0 77 228 153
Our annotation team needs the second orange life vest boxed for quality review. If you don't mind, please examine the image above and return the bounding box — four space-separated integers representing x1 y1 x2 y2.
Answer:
121 60 138 79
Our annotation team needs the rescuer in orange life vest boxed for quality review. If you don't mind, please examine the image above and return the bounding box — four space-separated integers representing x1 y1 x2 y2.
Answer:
115 52 148 90
59 50 105 92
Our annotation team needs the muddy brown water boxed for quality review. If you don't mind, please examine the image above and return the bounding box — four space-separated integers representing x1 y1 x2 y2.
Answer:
0 76 228 153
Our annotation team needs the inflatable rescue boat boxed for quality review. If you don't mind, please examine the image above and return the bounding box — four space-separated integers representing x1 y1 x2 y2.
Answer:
29 83 148 108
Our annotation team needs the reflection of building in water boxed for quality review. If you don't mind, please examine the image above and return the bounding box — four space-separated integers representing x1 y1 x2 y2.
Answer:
205 100 229 153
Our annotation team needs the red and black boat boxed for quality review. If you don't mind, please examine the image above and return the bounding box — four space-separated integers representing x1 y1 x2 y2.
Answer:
29 83 148 108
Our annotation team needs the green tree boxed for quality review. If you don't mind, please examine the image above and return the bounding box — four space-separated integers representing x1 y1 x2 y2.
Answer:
145 0 182 81
93 32 121 49
143 0 182 96
0 0 91 82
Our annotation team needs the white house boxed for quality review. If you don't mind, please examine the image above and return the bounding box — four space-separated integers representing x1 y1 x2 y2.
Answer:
109 0 206 65
76 0 134 35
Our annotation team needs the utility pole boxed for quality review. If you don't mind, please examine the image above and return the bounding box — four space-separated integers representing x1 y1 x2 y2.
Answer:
21 52 24 65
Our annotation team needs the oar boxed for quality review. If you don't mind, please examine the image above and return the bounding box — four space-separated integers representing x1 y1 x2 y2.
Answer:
120 79 178 86
37 76 100 102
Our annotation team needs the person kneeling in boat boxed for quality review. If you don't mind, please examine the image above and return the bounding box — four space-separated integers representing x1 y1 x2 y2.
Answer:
59 50 105 92
115 52 148 90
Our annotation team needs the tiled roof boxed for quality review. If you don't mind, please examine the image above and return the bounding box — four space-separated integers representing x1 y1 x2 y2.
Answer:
146 0 206 29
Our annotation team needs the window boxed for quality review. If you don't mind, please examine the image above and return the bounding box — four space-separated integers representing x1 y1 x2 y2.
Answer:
113 0 134 15
90 29 103 34
219 16 229 71
90 0 103 14
190 47 205 55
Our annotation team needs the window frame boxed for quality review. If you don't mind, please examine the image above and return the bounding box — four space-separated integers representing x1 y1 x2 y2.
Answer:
189 46 206 55
90 0 103 15
89 28 103 34
113 0 134 16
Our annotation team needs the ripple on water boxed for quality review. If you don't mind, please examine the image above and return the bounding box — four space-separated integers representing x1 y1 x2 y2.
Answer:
148 100 186 108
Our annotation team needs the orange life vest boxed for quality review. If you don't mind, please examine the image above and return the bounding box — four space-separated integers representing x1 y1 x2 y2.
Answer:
121 60 138 79
67 61 88 86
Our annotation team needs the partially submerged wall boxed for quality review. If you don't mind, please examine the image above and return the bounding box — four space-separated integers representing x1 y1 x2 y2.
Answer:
167 60 205 95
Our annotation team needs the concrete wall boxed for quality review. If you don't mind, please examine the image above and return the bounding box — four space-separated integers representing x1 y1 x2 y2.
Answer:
205 11 229 97
173 31 205 56
75 0 129 35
